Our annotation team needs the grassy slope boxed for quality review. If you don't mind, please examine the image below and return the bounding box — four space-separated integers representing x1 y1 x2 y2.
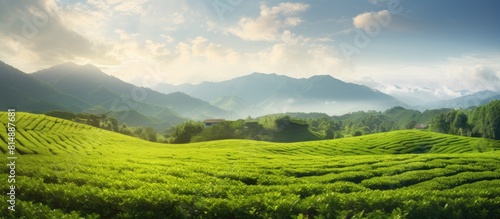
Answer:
1 112 500 218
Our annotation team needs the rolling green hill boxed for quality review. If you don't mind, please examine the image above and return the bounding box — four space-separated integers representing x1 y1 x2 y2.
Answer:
2 112 500 218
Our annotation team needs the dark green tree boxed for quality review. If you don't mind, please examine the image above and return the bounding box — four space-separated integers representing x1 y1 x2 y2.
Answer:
471 100 500 139
451 111 468 136
87 114 101 128
120 123 132 136
325 129 335 139
404 120 417 129
170 121 204 143
108 117 119 132
431 113 449 133
197 122 235 141
145 127 157 142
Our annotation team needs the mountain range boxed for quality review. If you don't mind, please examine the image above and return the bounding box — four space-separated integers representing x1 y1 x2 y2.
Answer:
153 73 407 116
416 90 500 110
0 61 232 130
1 60 499 130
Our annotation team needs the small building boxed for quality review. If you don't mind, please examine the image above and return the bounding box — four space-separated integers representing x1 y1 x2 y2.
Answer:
203 119 225 127
415 124 428 129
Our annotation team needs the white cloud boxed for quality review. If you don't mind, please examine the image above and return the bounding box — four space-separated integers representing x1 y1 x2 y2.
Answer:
88 0 148 15
350 54 500 102
115 29 135 40
0 0 119 71
353 10 391 31
104 33 347 86
160 34 174 43
170 12 185 25
0 0 347 84
368 0 385 4
228 2 309 41
0 0 195 73
451 65 500 92
4 0 496 104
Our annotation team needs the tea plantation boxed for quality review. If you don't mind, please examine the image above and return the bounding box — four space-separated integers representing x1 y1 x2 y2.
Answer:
1 112 500 218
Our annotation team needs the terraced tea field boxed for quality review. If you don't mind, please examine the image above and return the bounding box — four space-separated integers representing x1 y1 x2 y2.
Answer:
1 112 500 218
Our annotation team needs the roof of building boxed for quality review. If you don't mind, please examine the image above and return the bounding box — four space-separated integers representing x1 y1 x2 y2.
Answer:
203 119 225 123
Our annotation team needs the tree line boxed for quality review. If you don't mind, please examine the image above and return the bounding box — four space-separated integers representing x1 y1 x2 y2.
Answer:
431 100 500 139
45 100 500 143
167 115 295 143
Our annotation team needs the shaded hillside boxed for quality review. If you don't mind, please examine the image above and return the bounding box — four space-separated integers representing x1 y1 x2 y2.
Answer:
163 92 230 120
0 61 91 112
32 62 229 119
270 121 322 142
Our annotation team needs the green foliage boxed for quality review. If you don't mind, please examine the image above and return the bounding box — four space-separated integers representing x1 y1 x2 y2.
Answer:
431 100 500 140
431 113 450 133
270 121 322 142
168 116 322 143
473 139 494 152
404 120 417 130
258 114 291 131
195 121 238 141
306 116 342 139
335 106 440 136
470 100 500 139
168 121 204 143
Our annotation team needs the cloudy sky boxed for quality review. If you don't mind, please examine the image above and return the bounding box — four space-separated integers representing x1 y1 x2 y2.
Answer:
1 0 500 100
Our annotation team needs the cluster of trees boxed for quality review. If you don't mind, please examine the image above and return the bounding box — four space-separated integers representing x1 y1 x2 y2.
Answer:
344 114 397 135
470 100 500 139
303 116 343 139
431 100 500 139
167 121 203 143
333 107 451 136
167 119 273 144
431 111 469 135
167 115 315 143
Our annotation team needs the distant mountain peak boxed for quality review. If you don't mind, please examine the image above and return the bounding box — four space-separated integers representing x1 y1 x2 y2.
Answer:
308 74 340 81
82 63 101 71
168 91 190 97
309 74 333 78
250 72 277 76
48 62 102 73
53 61 80 69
